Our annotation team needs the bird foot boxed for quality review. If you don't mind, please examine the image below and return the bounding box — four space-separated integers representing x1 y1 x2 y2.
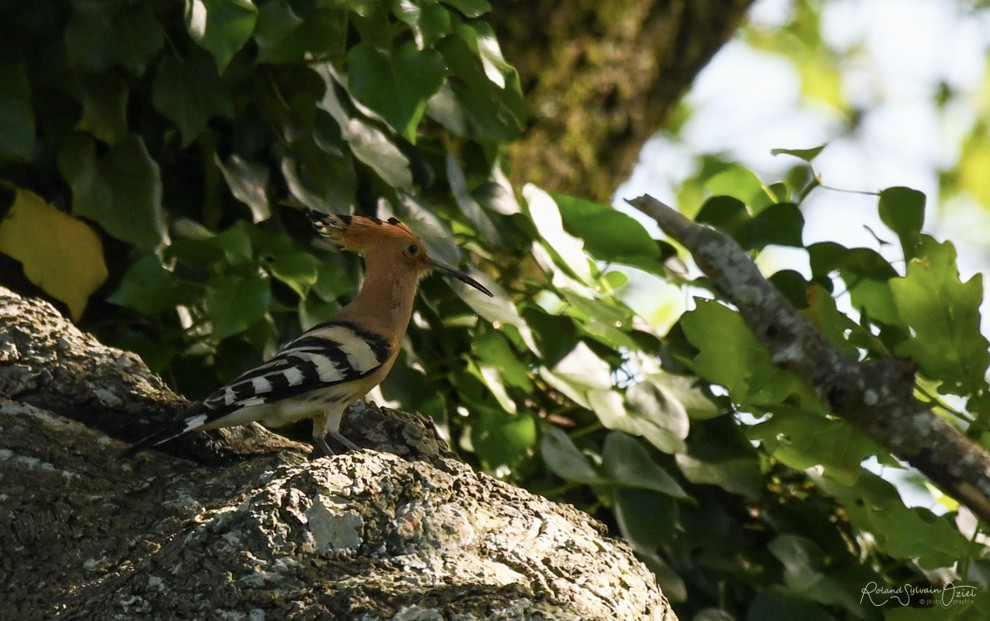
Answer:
313 431 358 458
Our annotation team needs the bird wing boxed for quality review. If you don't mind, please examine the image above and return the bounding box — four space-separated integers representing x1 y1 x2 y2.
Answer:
203 320 393 414
122 321 392 457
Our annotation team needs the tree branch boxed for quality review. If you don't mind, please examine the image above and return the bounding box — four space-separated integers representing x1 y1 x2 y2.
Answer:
627 194 990 523
0 286 675 619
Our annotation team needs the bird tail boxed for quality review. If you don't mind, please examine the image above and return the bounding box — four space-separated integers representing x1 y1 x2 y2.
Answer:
121 406 209 458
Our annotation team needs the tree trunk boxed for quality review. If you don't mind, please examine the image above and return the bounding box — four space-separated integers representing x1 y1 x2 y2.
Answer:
0 287 675 620
490 0 755 201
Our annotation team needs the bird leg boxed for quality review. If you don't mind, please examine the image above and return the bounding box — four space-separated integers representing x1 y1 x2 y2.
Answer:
313 430 358 457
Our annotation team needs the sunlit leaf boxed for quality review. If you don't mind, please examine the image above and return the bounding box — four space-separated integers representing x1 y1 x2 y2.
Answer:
440 0 491 18
525 185 593 284
890 236 990 396
438 33 524 142
216 154 271 223
347 41 445 142
680 300 806 406
705 165 772 213
472 406 536 472
0 187 107 321
446 154 501 242
748 407 876 485
556 194 667 276
185 0 257 73
473 329 532 391
770 144 826 162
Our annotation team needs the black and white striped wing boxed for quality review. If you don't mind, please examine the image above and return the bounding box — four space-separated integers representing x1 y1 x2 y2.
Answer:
203 320 392 414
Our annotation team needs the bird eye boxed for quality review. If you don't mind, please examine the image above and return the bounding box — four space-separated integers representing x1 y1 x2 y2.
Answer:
407 244 419 255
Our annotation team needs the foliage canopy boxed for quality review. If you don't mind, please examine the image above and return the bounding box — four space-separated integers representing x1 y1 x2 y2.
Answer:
2 1 990 619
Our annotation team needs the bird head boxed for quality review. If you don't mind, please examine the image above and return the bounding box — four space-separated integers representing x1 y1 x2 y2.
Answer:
309 210 493 297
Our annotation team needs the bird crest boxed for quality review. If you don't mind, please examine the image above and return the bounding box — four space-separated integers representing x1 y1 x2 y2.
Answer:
309 210 417 252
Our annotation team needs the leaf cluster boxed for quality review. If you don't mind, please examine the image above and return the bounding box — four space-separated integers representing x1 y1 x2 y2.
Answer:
2 3 990 620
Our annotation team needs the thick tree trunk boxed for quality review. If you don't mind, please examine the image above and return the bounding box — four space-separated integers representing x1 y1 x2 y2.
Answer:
490 0 755 201
0 287 675 620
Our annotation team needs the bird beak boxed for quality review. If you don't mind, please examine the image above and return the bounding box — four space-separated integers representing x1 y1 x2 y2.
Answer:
427 258 494 297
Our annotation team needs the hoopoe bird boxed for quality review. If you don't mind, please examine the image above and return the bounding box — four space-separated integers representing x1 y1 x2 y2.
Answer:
126 211 493 457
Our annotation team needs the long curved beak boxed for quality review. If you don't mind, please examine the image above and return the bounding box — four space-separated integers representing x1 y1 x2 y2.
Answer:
427 258 494 297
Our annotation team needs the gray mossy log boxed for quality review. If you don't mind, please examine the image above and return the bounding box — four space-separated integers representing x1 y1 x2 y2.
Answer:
0 287 675 620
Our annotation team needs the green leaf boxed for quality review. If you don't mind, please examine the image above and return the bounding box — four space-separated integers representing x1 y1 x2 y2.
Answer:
446 154 501 243
215 154 271 223
0 61 36 162
109 255 199 315
706 165 772 213
878 186 925 260
281 137 358 213
805 284 860 356
770 144 826 162
748 407 876 485
440 0 491 17
612 487 678 549
540 428 606 485
890 236 990 396
617 380 689 454
394 1 453 46
696 197 803 250
680 300 806 406
58 133 167 252
473 329 532 391
261 247 319 298
695 196 749 236
0 187 108 321
746 587 834 621
65 0 164 75
602 432 687 498
74 71 129 145
768 535 868 614
675 423 763 499
455 21 513 88
204 274 271 340
471 407 537 472
438 33 525 143
254 2 345 63
808 242 898 282
555 194 667 275
814 470 972 570
152 51 234 146
738 202 804 249
185 0 258 73
347 41 446 142
524 185 593 284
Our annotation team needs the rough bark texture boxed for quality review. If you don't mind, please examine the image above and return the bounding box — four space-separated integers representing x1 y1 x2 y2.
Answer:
629 194 990 524
0 287 674 620
490 0 756 201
